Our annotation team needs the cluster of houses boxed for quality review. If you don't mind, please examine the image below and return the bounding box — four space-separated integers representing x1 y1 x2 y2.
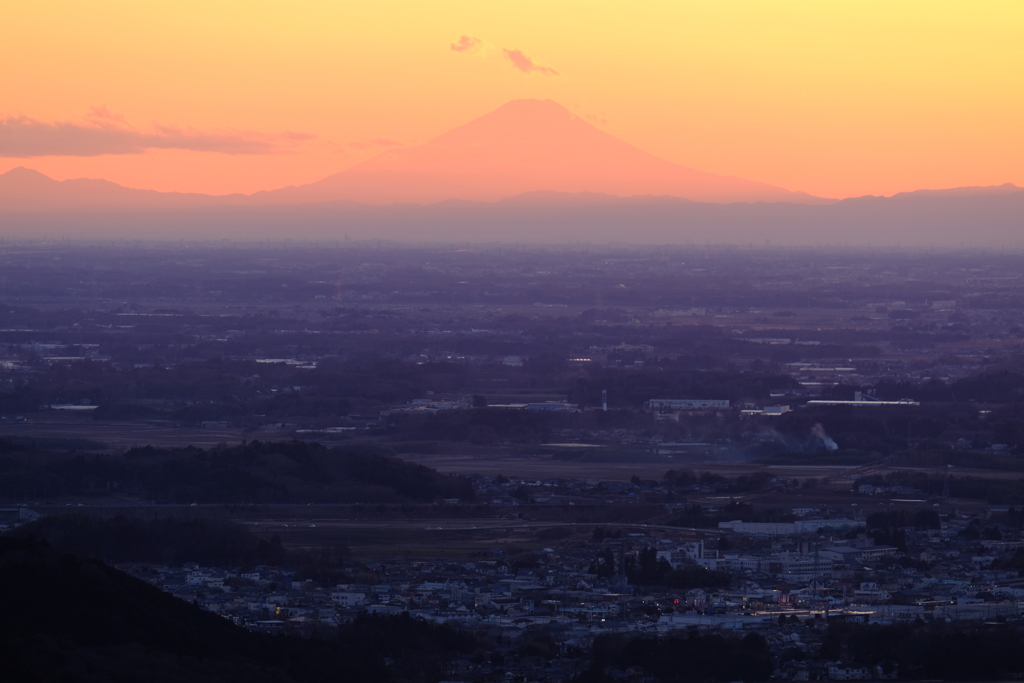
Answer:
115 496 1024 682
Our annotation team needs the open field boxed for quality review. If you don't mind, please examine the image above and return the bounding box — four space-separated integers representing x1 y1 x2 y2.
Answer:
238 518 708 560
0 413 273 450
400 451 682 481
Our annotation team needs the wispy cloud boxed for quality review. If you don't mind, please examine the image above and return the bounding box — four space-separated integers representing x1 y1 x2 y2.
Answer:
450 35 482 53
86 104 129 125
451 36 559 76
0 108 316 158
502 48 559 76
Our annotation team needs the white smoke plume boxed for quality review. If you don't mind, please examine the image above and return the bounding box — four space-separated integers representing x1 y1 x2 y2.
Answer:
811 423 839 451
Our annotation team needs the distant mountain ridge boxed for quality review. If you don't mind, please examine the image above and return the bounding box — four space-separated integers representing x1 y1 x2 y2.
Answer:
2 177 1022 247
1 165 1020 213
890 183 1024 199
0 165 248 211
495 185 1024 206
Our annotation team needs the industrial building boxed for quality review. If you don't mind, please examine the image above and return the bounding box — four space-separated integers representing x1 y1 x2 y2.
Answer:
645 398 730 411
807 392 919 407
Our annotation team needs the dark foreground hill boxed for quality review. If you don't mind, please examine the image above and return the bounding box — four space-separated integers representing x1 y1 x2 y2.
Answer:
10 514 290 567
0 535 385 682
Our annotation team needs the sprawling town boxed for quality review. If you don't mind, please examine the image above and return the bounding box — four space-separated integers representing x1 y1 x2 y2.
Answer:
50 461 1021 682
4 243 1024 681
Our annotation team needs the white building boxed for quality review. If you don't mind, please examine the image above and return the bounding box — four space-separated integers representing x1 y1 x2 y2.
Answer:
331 592 366 608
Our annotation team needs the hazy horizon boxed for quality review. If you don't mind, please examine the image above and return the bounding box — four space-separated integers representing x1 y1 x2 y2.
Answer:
2 2 1022 246
3 2 1024 200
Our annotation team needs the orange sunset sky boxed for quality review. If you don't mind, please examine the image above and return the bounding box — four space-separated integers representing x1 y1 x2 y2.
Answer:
2 0 1021 199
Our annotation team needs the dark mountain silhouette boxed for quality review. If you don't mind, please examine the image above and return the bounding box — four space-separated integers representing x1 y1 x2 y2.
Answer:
1 99 828 209
253 99 824 205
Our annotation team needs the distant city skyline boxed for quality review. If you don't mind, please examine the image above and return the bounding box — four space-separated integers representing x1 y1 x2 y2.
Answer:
2 1 1022 199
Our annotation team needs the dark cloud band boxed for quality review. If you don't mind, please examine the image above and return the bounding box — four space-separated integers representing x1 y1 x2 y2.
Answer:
0 114 315 158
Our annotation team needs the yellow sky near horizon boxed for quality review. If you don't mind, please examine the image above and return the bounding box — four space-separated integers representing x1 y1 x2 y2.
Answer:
1 0 1021 198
